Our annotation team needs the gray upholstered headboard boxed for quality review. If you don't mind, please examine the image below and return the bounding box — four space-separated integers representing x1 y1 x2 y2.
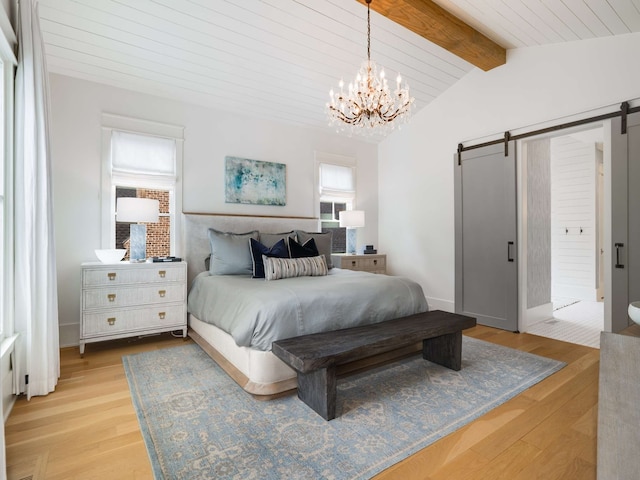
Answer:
182 213 320 287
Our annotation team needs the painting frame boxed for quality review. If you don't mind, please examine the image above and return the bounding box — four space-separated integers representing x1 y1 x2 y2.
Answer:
224 156 286 206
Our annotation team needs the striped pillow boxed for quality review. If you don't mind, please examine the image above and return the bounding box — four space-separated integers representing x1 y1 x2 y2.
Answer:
263 255 328 281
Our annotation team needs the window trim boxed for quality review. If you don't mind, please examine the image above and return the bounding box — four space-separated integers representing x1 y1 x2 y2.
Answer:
315 152 357 254
101 114 184 256
314 151 357 220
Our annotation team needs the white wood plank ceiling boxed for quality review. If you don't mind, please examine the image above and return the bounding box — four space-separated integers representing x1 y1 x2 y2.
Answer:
38 0 640 140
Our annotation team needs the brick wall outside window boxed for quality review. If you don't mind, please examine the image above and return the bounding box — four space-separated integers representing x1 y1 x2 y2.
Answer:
116 187 171 259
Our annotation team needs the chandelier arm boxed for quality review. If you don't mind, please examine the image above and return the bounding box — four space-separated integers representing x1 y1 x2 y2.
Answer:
328 106 359 125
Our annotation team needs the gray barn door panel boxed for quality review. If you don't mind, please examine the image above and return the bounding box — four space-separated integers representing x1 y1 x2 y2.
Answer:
611 111 640 332
455 142 518 331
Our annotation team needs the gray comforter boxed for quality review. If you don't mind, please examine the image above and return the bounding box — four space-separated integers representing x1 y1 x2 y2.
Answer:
187 269 428 351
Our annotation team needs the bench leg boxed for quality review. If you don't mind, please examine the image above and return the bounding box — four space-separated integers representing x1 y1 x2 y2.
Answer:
423 331 463 371
296 366 337 421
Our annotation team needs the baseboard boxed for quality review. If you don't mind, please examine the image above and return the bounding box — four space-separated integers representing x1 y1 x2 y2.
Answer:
426 297 455 312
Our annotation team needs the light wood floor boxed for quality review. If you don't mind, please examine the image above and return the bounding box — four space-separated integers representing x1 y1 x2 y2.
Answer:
5 326 599 480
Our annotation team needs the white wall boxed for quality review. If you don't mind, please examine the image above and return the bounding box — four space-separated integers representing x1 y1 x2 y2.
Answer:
550 136 597 301
49 74 378 347
379 33 640 311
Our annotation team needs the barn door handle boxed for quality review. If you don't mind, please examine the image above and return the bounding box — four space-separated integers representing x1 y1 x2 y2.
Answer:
507 241 514 262
615 243 624 269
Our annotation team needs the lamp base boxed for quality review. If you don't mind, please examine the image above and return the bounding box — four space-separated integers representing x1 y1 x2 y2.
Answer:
346 228 357 255
129 224 147 262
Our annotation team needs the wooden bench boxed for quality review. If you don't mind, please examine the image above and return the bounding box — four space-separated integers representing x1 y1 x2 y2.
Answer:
271 310 476 420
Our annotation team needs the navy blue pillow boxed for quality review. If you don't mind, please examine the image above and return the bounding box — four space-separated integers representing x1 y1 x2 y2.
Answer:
288 237 319 258
249 238 289 278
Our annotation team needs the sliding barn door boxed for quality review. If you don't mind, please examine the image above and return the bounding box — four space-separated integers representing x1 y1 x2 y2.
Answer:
455 142 518 331
610 111 640 332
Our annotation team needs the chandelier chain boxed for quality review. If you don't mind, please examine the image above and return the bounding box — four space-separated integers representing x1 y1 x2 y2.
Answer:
367 0 371 63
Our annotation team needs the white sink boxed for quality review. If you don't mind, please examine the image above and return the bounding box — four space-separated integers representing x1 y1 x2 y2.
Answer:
628 302 640 326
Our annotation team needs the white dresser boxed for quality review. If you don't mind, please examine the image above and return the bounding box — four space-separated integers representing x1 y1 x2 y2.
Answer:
80 261 187 355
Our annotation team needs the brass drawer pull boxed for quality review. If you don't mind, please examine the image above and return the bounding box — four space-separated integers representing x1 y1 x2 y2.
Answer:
158 312 166 320
373 259 378 265
108 272 116 281
159 270 166 278
159 290 166 297
351 260 357 267
107 293 116 302
107 317 116 326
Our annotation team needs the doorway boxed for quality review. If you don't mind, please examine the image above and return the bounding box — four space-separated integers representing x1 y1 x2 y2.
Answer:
519 126 605 348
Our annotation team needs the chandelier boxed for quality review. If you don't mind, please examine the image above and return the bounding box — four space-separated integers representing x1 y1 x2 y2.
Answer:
327 0 414 135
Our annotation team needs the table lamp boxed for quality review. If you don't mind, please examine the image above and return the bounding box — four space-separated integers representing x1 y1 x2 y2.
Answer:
339 210 365 255
116 197 159 262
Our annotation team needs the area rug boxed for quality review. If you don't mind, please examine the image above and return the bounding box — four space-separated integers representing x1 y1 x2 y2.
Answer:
123 338 565 480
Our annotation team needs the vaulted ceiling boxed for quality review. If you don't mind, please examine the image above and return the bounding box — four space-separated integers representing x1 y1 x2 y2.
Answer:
38 0 640 139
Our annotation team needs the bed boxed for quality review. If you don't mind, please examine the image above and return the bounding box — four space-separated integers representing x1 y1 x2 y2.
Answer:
184 214 428 395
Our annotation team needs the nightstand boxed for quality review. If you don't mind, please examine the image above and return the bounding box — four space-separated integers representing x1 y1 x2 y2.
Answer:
80 261 187 355
331 253 386 274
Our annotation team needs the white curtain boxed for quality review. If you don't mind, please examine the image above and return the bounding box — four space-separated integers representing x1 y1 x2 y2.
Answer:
14 0 59 399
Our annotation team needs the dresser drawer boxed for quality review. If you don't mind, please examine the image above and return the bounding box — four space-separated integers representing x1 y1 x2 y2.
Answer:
83 284 185 309
332 254 386 274
82 264 185 287
360 256 385 270
82 304 185 337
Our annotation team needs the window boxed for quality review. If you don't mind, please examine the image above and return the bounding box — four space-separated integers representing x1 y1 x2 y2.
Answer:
101 115 184 257
317 157 356 253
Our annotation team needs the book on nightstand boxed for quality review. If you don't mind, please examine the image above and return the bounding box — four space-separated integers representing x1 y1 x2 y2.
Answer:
151 256 182 262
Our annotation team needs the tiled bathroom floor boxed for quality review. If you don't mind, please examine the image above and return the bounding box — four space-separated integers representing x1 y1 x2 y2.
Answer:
527 300 603 348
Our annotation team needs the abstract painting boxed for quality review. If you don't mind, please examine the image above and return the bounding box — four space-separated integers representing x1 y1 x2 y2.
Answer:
224 156 286 206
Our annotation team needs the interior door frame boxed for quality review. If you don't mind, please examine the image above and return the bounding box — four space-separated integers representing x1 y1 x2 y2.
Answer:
517 119 623 334
517 126 609 332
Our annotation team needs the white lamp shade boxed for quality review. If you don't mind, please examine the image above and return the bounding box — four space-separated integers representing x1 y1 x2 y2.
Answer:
116 197 159 223
339 210 365 228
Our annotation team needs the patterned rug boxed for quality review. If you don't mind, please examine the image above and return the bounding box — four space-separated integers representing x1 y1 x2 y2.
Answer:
123 338 565 480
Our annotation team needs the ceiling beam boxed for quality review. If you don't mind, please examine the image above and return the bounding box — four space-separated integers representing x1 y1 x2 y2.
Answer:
357 0 506 71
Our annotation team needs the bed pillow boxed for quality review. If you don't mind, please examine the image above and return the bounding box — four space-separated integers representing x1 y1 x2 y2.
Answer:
263 255 328 281
208 228 259 275
288 237 319 258
296 230 333 269
259 231 296 249
249 238 289 278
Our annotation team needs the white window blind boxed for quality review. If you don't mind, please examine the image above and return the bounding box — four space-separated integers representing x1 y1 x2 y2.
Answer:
112 131 176 177
319 163 355 199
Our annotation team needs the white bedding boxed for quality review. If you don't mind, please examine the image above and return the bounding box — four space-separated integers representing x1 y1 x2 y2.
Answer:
187 268 429 351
